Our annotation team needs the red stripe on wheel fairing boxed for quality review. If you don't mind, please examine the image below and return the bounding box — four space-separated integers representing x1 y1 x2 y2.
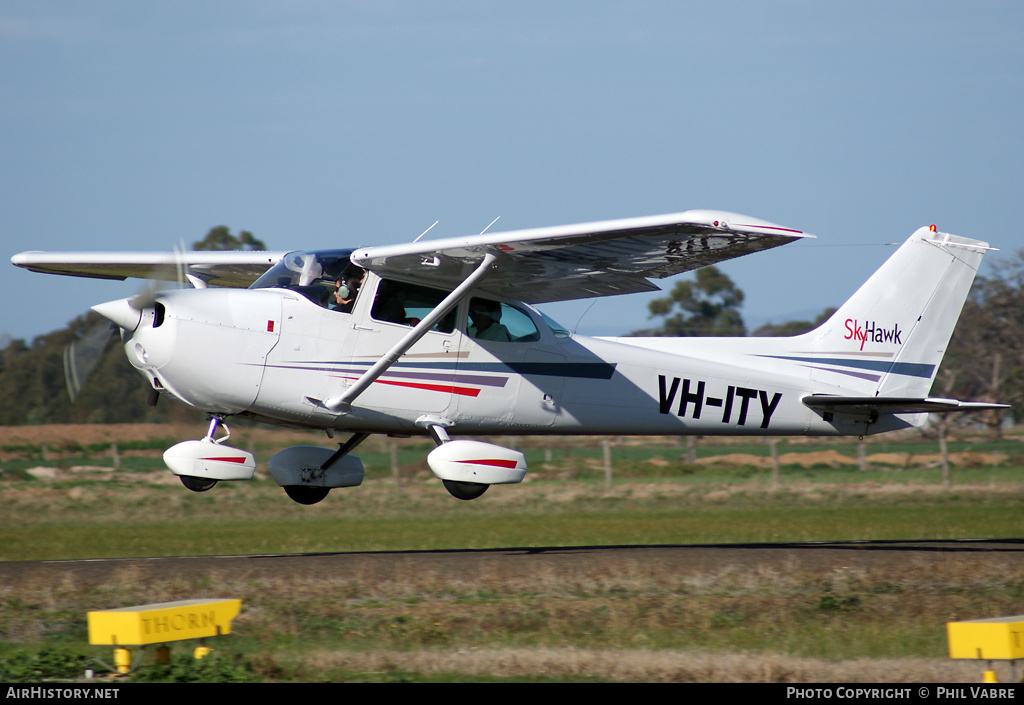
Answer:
455 458 520 469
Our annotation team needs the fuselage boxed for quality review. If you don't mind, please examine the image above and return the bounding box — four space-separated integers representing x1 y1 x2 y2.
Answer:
116 266 910 440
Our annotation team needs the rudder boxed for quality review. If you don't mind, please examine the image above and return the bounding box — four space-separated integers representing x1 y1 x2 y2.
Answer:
797 226 990 398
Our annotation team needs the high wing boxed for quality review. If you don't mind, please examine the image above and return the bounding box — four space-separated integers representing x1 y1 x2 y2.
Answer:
10 251 287 288
11 210 809 301
352 210 812 304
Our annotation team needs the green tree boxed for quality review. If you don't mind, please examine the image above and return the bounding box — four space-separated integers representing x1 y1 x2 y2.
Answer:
632 266 746 336
751 307 836 337
0 314 203 425
937 250 1024 439
0 224 271 425
192 226 266 251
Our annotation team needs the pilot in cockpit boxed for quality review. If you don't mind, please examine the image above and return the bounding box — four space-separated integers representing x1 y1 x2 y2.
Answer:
331 267 365 313
468 298 512 342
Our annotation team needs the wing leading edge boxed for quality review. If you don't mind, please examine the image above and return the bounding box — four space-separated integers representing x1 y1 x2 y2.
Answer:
352 210 812 304
10 251 287 288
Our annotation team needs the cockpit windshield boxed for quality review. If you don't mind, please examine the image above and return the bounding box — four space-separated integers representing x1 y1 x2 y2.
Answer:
249 249 355 306
538 310 571 338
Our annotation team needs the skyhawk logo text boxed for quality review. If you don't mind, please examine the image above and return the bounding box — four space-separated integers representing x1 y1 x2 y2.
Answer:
844 319 903 351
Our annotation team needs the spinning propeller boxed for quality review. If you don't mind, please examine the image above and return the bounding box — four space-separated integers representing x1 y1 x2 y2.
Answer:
63 242 191 402
126 241 190 311
63 317 118 403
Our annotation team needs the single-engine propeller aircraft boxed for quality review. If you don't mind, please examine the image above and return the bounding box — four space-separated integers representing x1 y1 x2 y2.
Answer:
12 210 1006 504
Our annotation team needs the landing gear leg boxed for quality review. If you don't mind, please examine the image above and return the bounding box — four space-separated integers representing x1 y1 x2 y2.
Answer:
319 432 370 472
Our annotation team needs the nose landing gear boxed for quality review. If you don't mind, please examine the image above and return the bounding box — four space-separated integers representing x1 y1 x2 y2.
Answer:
164 416 256 493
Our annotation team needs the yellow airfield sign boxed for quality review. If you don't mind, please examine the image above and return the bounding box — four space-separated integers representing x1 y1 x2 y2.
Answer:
88 599 242 646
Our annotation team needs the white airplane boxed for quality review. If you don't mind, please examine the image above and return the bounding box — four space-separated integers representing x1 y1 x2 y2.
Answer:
11 210 1006 504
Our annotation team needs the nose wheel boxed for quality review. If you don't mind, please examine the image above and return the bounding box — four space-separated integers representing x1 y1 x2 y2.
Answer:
442 480 488 500
180 475 217 492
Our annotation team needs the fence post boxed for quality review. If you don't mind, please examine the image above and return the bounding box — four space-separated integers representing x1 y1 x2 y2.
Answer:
602 439 613 489
390 439 402 491
769 438 780 487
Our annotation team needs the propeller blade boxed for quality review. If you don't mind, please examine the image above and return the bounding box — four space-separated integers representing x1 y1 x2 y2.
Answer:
127 241 193 310
63 319 117 403
128 281 160 311
68 242 192 401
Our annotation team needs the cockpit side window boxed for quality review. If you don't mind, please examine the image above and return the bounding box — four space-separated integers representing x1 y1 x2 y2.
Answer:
370 279 457 333
467 298 540 343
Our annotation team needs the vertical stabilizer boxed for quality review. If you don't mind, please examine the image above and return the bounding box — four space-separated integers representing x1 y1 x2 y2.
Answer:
797 226 990 397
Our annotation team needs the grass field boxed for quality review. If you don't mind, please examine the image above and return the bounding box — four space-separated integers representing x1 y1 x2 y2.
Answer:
1 424 1023 682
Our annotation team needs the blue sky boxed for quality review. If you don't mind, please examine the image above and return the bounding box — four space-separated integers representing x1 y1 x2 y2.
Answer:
3 1 1022 342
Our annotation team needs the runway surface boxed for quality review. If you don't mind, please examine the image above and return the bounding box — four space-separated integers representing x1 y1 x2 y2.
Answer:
3 539 1023 587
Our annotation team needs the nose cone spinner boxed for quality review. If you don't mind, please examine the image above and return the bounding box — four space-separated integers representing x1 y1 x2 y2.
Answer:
91 298 143 332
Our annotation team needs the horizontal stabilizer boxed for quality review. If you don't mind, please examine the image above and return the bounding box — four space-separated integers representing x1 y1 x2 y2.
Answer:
803 395 1009 415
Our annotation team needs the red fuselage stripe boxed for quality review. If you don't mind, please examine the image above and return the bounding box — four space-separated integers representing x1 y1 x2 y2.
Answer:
338 376 481 397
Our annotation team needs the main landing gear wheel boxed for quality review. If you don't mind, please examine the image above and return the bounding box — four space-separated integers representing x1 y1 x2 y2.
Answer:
180 475 218 492
284 486 330 505
442 480 489 500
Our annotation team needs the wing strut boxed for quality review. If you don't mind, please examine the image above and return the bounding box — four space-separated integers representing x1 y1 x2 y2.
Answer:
324 252 499 413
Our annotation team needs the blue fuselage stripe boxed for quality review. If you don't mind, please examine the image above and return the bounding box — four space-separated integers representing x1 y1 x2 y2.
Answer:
759 355 934 378
278 360 618 380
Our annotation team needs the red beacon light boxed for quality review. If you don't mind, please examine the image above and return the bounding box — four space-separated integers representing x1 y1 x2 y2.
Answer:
929 224 937 232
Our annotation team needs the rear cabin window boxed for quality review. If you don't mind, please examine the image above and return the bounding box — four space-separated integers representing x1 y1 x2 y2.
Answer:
370 279 457 333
